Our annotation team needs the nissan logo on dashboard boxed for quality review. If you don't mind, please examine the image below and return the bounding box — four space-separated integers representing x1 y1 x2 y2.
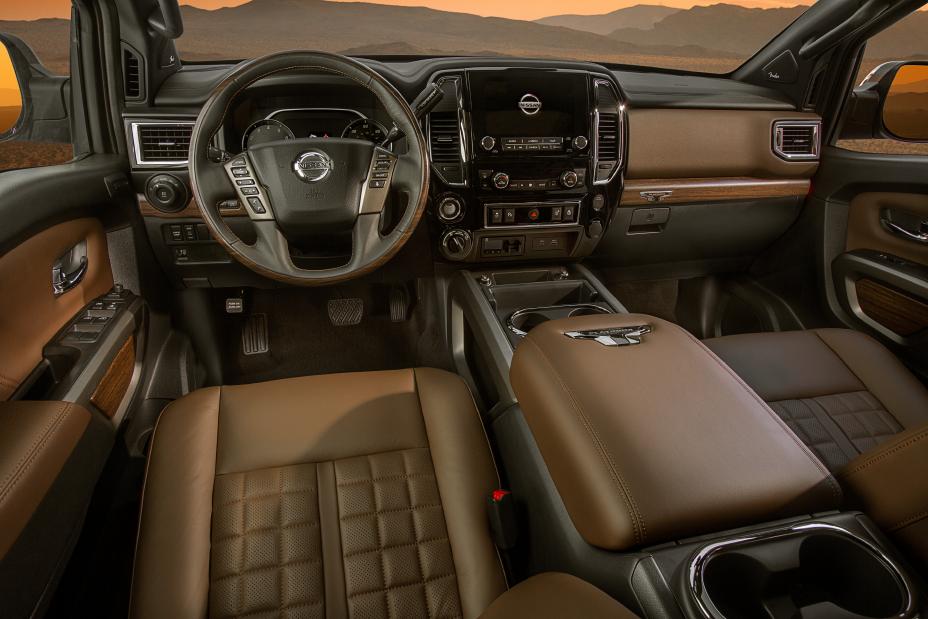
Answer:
518 93 542 116
292 151 333 183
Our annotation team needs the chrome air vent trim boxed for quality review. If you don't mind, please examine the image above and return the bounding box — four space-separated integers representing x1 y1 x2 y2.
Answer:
130 121 195 167
592 77 624 186
772 119 821 161
426 75 468 187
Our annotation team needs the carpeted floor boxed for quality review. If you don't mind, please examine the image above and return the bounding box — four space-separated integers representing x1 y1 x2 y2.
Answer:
216 283 450 385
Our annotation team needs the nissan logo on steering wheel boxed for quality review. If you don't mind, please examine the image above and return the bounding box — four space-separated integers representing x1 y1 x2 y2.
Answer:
293 151 333 183
518 93 542 116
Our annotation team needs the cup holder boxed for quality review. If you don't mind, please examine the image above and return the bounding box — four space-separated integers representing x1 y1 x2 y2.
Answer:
508 304 611 337
691 523 914 619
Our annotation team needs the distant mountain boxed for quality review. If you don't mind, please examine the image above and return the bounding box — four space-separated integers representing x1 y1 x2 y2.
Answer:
608 3 808 56
174 0 736 64
536 5 679 36
865 10 928 61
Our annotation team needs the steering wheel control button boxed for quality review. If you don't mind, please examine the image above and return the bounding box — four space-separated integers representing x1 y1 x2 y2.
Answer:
235 179 255 186
232 167 249 177
369 180 386 189
240 187 259 195
246 197 266 214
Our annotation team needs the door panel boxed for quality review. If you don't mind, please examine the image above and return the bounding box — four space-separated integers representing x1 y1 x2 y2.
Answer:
815 147 928 369
0 218 113 400
847 192 928 266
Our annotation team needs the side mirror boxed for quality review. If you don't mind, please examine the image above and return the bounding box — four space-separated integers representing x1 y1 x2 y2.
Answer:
0 40 24 137
882 62 928 142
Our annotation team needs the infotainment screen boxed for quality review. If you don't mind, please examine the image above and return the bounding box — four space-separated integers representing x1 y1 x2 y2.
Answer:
467 69 590 139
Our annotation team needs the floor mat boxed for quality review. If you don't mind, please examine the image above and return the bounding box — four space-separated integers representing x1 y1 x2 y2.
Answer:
604 278 679 323
217 284 447 385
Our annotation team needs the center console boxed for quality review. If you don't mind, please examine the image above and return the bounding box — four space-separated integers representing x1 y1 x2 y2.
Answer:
446 267 925 619
425 68 625 263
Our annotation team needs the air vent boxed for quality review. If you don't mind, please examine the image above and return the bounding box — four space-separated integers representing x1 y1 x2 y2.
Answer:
429 112 461 163
773 120 821 161
123 47 143 101
132 122 194 166
593 78 623 184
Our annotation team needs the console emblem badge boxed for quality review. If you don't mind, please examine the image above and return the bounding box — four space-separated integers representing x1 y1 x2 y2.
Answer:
518 93 542 116
293 151 333 183
564 325 652 347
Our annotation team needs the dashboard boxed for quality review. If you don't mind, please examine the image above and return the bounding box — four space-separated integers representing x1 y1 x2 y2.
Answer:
124 57 820 288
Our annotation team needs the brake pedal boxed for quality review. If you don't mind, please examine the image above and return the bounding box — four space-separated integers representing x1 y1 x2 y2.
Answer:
327 298 363 326
242 313 269 355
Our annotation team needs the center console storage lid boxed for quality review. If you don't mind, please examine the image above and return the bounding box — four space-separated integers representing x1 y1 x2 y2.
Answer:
510 314 842 551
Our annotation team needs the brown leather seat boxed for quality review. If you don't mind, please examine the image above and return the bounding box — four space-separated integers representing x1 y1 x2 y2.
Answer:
130 368 639 619
704 328 928 471
705 329 928 564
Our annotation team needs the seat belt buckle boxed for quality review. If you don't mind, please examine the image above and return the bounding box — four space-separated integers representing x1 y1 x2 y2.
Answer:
486 489 518 551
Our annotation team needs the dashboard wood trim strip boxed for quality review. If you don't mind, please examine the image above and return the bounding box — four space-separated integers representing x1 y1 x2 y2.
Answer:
138 196 248 218
621 177 810 206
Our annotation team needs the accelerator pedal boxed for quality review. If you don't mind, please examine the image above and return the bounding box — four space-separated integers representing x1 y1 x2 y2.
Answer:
327 298 364 326
242 313 269 356
389 285 411 323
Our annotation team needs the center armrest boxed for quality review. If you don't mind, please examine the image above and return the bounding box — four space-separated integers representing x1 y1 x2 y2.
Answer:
510 313 842 551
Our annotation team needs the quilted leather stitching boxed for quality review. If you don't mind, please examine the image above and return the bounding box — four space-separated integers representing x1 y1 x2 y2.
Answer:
335 448 462 619
769 390 902 471
209 463 324 619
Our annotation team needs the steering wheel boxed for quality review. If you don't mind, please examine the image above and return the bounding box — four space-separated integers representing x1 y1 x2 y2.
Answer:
189 51 429 285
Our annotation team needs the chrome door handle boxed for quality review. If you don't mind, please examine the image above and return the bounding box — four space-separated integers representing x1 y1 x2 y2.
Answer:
52 240 88 296
880 217 928 244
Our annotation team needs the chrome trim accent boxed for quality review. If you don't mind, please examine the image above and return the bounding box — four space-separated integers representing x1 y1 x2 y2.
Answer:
292 151 334 183
640 190 673 203
130 120 196 167
266 107 366 121
482 200 582 230
564 324 651 346
772 119 821 161
508 304 612 337
687 521 917 619
427 75 468 188
592 77 625 186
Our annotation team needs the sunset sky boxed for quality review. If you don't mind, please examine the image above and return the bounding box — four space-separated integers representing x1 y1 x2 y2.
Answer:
1 0 816 22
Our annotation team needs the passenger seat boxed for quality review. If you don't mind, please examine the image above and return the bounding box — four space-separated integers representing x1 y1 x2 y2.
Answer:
704 328 928 471
706 329 928 563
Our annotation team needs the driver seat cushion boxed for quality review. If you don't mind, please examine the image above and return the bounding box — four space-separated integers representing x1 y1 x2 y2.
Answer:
130 368 507 619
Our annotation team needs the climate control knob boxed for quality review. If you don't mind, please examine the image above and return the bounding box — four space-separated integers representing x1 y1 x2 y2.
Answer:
572 135 589 150
436 195 464 223
559 170 580 189
480 135 496 151
440 229 473 261
492 172 510 190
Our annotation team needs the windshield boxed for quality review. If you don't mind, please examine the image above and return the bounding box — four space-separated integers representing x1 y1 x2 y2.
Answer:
175 0 820 74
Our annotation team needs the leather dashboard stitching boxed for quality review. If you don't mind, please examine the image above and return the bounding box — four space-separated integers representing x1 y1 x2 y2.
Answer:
891 510 928 532
0 402 73 506
523 337 647 545
682 328 843 502
840 428 928 476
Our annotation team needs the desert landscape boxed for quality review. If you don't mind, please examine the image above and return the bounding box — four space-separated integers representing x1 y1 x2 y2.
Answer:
1 2 926 75
1 1 926 156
